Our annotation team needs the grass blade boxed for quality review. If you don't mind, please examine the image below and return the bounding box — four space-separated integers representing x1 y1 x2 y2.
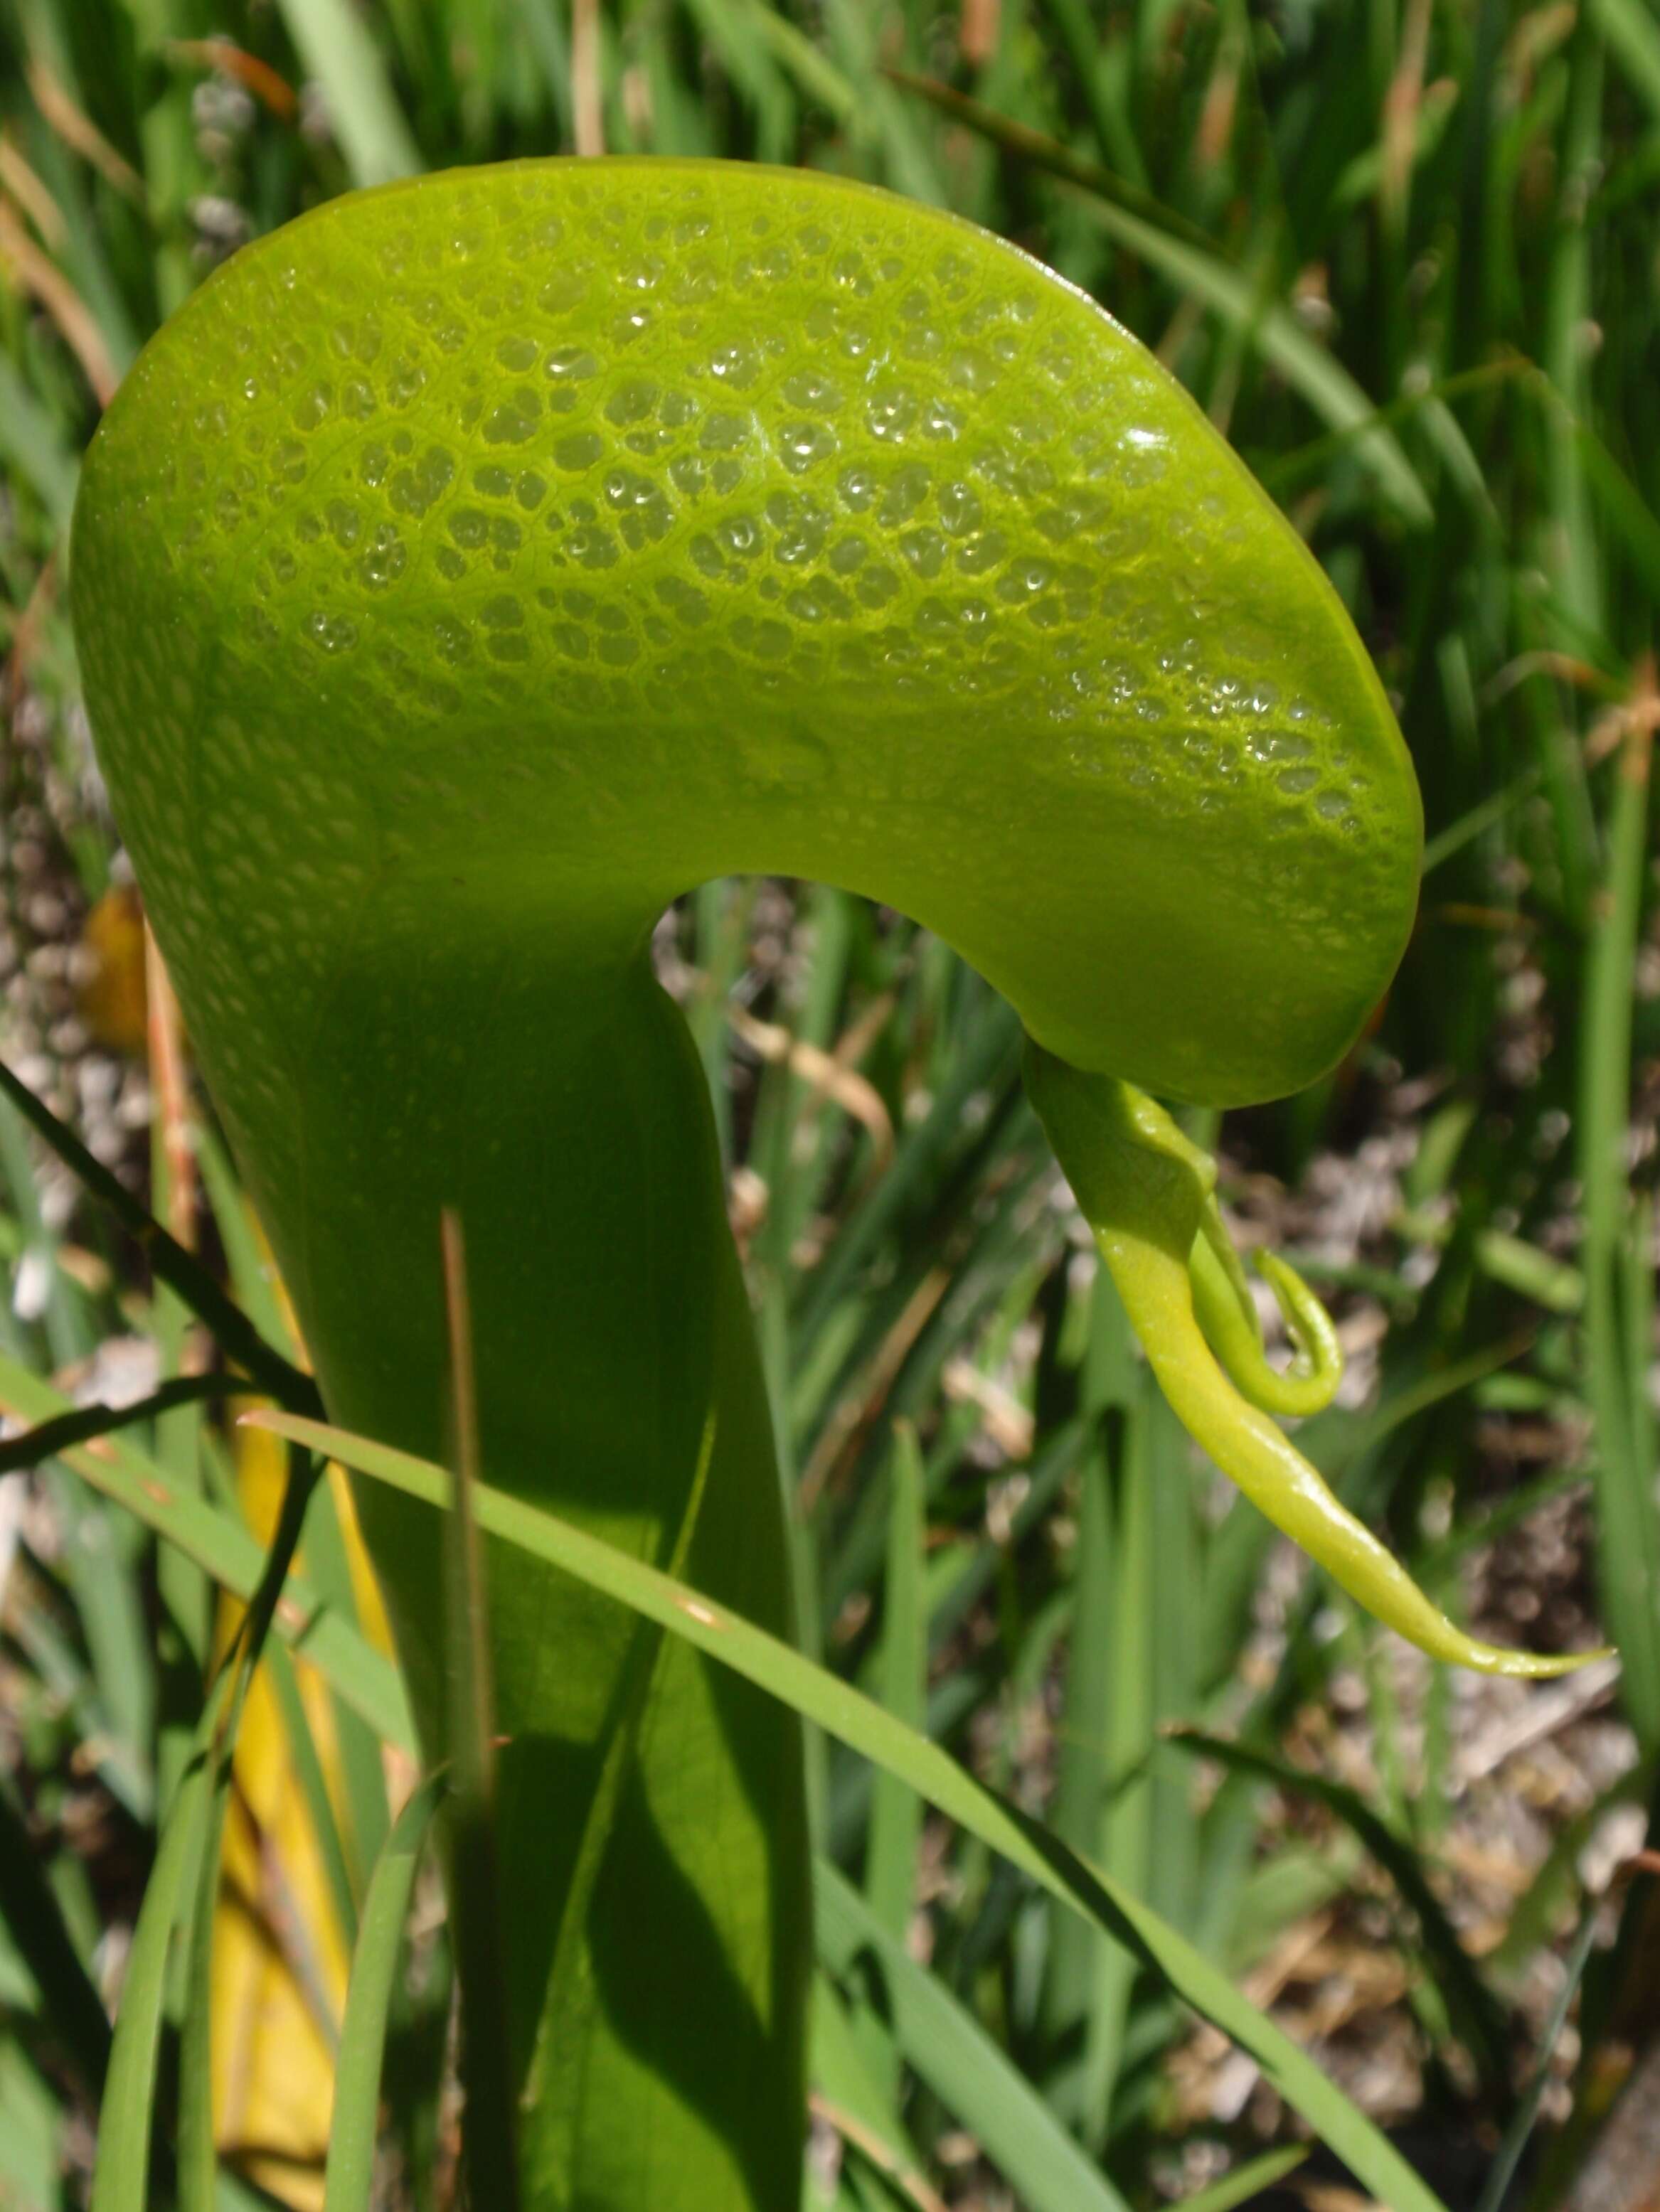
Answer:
1169 1729 1508 2094
1176 2150 1310 2209
250 1404 1459 2212
1577 712 1660 1753
0 1779 111 2099
1587 0 1660 122
816 1862 1132 2212
810 1975 935 2211
0 1059 318 1415
437 1210 518 2212
324 1772 445 2212
89 1735 213 2212
273 0 421 184
860 1421 926 2098
887 73 1433 525
0 1352 413 1750
0 1375 249 1473
1473 1893 1604 2212
0 356 78 529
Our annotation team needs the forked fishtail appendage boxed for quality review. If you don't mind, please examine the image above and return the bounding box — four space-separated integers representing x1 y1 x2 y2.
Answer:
1189 1197 1344 1418
1023 1044 1614 1679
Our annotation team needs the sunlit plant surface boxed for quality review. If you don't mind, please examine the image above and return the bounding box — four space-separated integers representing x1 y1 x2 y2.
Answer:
0 4 1656 2211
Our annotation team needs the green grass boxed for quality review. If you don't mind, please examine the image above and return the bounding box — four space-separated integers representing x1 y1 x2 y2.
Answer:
0 0 1656 2207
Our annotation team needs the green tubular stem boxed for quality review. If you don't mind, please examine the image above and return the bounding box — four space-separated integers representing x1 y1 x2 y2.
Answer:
1025 1048 1614 1680
73 160 1426 2205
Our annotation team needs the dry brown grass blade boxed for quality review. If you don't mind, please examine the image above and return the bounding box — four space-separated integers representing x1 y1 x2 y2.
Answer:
799 1266 950 1512
573 0 605 156
0 134 67 247
25 57 144 201
727 1001 896 1168
959 0 1001 68
1584 650 1660 769
0 201 118 404
809 2093 949 2212
1381 0 1435 220
166 38 299 122
145 926 198 1257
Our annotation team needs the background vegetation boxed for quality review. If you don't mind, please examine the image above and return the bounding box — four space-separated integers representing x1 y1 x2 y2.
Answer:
0 0 1656 2206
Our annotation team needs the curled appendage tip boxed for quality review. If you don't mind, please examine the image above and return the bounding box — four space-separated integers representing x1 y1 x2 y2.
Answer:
1190 1203 1344 1418
1023 1043 1617 1681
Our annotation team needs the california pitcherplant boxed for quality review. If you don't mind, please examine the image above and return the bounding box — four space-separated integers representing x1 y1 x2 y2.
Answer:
68 158 1606 2206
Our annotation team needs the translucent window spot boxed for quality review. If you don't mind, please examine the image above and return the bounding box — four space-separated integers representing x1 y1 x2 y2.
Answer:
708 341 761 389
390 446 455 518
546 346 600 384
787 579 851 623
605 380 659 426
602 468 674 547
837 467 876 513
701 412 750 453
655 576 709 625
292 383 332 432
996 556 1053 602
765 493 829 565
539 270 592 316
866 381 918 442
484 389 542 445
782 370 842 412
900 528 947 579
448 508 491 548
878 466 931 528
938 483 981 536
566 525 619 570
362 525 406 587
555 433 605 473
734 616 792 660
304 611 358 654
717 513 760 558
780 422 839 474
388 359 427 408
